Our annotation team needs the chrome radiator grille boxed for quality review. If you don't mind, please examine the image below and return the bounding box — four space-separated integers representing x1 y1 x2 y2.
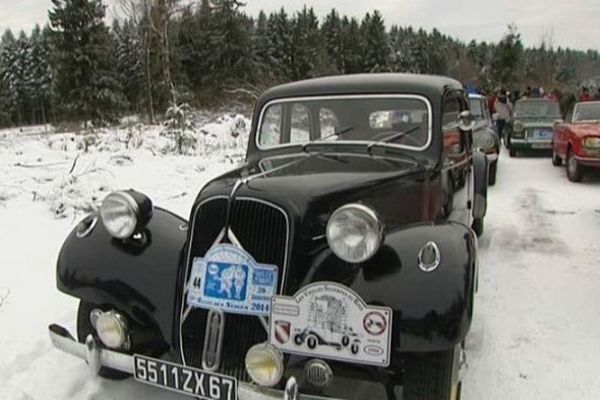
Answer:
181 197 290 382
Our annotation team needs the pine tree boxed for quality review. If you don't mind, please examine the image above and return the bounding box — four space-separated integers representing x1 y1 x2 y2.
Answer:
114 19 145 112
341 17 362 74
291 6 326 80
0 30 17 125
360 11 389 72
322 9 343 73
49 0 125 123
267 9 294 81
207 0 255 85
29 24 53 124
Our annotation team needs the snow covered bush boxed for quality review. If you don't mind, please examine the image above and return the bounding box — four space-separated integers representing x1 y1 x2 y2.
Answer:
162 103 197 155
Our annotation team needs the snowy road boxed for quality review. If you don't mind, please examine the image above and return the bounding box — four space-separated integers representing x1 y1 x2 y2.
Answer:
1 146 600 399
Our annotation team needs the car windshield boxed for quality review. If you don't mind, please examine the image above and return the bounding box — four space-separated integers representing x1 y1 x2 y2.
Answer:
469 98 487 120
257 96 431 150
573 102 600 122
514 101 561 118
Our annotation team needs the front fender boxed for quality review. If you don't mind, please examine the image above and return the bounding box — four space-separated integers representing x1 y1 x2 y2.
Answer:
57 207 187 348
312 221 477 353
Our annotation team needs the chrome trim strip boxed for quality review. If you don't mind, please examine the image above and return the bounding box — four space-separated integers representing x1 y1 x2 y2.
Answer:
255 94 434 152
179 195 291 367
202 309 225 371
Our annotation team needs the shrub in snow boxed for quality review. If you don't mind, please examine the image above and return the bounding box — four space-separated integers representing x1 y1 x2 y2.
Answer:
162 103 197 155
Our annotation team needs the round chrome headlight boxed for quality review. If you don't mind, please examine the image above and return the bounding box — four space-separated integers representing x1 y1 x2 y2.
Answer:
326 204 383 263
245 343 283 387
90 309 130 349
100 191 139 239
513 120 525 132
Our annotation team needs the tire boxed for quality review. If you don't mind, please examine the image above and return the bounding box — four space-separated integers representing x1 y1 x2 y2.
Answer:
488 161 497 186
77 301 131 380
404 347 462 400
566 148 583 182
294 334 304 346
306 334 318 350
472 217 484 237
509 146 516 157
552 149 562 166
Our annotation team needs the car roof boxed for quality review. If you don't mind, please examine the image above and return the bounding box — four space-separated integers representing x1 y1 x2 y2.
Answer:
575 100 600 106
257 73 464 104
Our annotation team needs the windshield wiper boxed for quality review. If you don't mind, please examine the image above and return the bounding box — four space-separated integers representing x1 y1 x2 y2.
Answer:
301 126 354 152
366 126 421 154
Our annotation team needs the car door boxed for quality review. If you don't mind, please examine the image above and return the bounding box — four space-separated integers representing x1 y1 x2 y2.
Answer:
442 91 472 226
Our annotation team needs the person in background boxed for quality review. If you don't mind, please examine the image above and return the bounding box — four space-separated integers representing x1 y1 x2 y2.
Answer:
488 88 499 115
494 89 513 146
593 88 600 101
579 87 591 102
547 88 560 101
522 86 532 99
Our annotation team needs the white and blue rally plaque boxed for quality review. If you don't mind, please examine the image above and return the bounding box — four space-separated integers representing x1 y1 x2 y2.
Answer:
187 244 278 316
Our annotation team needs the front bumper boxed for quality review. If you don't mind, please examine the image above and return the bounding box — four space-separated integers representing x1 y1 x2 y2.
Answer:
485 152 499 162
48 324 333 400
510 138 552 149
575 155 600 168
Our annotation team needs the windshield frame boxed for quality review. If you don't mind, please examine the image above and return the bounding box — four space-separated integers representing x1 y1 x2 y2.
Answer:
254 94 433 152
572 101 600 123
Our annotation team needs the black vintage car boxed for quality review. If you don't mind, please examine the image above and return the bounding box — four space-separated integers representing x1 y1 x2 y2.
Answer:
49 74 484 400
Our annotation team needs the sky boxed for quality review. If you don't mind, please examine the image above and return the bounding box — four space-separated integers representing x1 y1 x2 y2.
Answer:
1 0 599 51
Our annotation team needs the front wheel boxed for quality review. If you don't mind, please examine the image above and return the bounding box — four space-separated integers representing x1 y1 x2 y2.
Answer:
403 346 463 400
488 161 497 186
472 217 484 237
552 149 562 166
566 148 583 182
77 301 131 380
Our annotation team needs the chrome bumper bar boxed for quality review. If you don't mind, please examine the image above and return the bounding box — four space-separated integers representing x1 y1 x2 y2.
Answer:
485 152 499 162
48 324 329 400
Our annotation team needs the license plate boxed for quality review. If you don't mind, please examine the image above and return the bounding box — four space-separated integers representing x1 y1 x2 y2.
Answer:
532 129 552 139
133 355 237 400
531 143 551 149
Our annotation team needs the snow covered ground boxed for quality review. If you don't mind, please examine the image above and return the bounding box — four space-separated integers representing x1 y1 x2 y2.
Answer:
1 122 600 399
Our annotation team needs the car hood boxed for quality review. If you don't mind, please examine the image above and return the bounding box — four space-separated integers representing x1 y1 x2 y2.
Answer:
198 152 436 234
566 123 600 137
514 117 556 128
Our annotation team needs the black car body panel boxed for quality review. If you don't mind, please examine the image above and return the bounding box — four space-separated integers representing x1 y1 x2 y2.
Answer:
57 208 187 348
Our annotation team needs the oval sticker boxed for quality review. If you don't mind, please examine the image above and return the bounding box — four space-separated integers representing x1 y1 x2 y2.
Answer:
363 345 384 356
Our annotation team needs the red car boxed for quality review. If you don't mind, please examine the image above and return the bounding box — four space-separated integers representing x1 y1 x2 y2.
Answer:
552 101 600 182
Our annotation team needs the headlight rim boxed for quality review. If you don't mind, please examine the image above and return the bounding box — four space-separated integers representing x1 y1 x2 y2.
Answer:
583 136 600 148
100 190 140 239
326 203 384 264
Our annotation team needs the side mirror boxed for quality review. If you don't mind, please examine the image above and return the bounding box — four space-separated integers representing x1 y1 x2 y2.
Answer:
457 110 476 131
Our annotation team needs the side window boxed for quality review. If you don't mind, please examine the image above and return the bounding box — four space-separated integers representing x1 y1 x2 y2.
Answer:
319 108 339 137
290 104 310 143
442 96 464 155
259 104 282 147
